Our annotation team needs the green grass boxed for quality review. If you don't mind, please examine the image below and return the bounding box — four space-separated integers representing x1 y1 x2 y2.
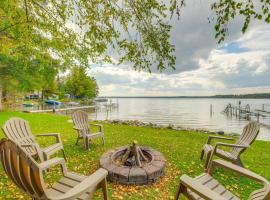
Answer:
0 111 270 199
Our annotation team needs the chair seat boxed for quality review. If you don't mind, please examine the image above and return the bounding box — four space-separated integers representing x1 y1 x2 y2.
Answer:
42 143 63 156
47 172 96 200
203 144 237 160
86 132 103 139
187 173 240 200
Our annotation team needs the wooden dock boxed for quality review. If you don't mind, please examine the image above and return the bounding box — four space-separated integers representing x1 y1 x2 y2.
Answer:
255 109 270 114
23 106 95 113
260 122 270 129
223 103 270 130
223 103 267 120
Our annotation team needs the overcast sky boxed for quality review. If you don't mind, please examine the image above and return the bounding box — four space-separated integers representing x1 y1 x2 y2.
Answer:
88 0 270 96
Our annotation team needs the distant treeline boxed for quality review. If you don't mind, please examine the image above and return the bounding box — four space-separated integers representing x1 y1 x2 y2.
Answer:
213 93 270 99
102 93 270 99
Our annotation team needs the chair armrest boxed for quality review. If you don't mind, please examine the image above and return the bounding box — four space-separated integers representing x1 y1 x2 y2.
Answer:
38 157 67 174
49 168 108 200
214 142 249 150
36 133 61 143
21 143 39 148
90 123 103 132
179 175 227 200
207 135 234 144
208 160 269 185
73 126 84 131
20 143 44 161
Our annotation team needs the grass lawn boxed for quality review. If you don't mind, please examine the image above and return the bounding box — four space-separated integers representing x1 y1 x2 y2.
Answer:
0 111 270 199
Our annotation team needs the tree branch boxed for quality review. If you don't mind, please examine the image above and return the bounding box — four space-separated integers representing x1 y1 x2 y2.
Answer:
24 0 29 22
0 20 32 34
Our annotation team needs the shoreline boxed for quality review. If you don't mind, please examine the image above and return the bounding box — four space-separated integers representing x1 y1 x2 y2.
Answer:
96 119 240 137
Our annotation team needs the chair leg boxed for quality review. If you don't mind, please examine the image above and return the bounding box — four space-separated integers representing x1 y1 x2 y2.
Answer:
87 139 89 150
200 149 204 160
44 153 49 161
101 178 108 200
101 136 105 145
62 149 67 161
84 138 89 150
175 185 181 200
175 183 185 200
75 135 80 145
234 158 244 167
204 151 213 170
43 154 50 172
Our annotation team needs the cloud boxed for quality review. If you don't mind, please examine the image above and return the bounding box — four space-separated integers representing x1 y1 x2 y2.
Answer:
88 1 270 96
164 0 245 74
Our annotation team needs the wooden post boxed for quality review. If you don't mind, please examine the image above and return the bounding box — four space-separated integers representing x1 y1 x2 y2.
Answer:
95 106 98 120
210 104 212 116
0 87 3 111
262 104 265 111
257 112 260 122
238 101 241 117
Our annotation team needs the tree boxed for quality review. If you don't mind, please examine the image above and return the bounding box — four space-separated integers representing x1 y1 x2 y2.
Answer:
1 0 270 111
0 50 61 110
62 67 98 99
0 0 175 109
1 0 176 71
210 0 270 43
172 0 270 43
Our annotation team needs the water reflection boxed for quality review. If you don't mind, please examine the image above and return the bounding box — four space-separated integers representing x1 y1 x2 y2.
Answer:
91 98 270 141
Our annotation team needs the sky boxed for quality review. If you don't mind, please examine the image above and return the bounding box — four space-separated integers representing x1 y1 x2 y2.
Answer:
88 0 270 97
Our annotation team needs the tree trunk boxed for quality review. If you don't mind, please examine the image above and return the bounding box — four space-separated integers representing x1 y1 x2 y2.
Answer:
0 87 3 111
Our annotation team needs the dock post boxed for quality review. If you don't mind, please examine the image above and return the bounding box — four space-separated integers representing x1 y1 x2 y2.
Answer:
257 112 260 122
210 104 213 116
262 104 265 111
238 101 241 118
95 106 98 120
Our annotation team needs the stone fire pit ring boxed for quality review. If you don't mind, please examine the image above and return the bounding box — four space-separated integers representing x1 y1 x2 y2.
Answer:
100 146 166 185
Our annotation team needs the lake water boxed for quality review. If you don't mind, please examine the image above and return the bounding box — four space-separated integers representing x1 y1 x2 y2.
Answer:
92 98 270 141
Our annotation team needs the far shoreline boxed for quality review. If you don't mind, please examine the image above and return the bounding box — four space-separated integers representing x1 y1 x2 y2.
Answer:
99 96 270 99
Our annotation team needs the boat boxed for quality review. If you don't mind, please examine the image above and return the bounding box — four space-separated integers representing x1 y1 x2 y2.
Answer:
94 98 108 103
23 103 34 107
67 102 80 106
45 100 62 105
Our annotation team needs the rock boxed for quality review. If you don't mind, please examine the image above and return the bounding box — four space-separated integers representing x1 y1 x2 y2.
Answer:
166 124 174 129
97 119 229 137
227 132 240 137
217 131 225 135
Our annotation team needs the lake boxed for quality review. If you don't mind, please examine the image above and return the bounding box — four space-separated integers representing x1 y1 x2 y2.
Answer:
92 98 270 141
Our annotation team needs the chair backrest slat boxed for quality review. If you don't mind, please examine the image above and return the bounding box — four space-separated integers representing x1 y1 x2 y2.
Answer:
30 167 44 196
72 110 90 134
20 157 35 195
232 121 260 156
2 118 38 156
0 139 45 198
10 150 28 192
2 148 20 188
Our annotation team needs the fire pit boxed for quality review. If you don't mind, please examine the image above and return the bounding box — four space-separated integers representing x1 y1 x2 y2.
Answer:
100 141 165 185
